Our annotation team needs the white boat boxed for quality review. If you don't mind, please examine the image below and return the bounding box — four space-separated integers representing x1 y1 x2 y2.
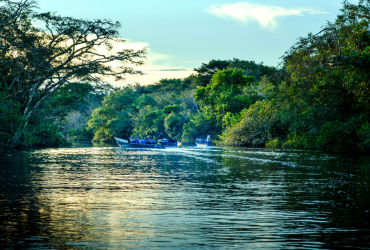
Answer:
114 137 128 145
114 137 165 149
195 139 211 147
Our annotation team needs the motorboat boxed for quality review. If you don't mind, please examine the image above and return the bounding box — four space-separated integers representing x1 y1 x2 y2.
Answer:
114 137 165 149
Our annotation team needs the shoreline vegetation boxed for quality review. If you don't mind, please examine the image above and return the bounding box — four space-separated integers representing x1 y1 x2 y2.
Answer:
1 0 370 153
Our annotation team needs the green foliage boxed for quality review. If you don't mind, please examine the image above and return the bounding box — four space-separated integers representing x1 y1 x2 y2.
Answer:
192 59 275 87
315 121 357 152
134 94 156 109
193 60 231 86
222 112 242 128
266 138 280 149
219 100 279 146
0 93 24 149
0 0 145 148
219 0 369 153
48 82 110 118
282 133 314 150
164 112 183 140
88 88 139 141
105 112 132 139
282 121 358 153
183 68 258 143
9 0 367 154
6 0 370 155
0 91 69 149
92 127 109 142
185 68 261 144
147 78 192 92
86 77 199 142
4 55 277 147
48 83 94 117
357 120 370 150
163 105 180 114
195 68 256 115
22 118 69 148
131 108 166 138
228 59 277 82
182 112 219 142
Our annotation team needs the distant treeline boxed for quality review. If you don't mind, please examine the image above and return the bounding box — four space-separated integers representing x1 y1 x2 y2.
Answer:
1 0 370 153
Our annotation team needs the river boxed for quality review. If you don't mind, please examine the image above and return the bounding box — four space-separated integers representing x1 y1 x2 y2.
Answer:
1 142 369 249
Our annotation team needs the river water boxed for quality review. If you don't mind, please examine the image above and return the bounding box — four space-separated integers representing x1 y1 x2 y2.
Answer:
0 142 369 249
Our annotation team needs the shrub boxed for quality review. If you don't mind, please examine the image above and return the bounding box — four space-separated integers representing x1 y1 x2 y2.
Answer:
357 121 370 151
266 138 280 149
315 121 357 152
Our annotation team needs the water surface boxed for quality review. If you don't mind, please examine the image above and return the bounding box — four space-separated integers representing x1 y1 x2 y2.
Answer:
1 143 369 249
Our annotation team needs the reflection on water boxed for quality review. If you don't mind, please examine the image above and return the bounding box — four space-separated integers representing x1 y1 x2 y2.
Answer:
1 143 370 249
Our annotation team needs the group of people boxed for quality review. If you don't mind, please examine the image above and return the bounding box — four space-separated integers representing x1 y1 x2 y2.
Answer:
129 130 211 145
129 137 157 144
129 130 162 144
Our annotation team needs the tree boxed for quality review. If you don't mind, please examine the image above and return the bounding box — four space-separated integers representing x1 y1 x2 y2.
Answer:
177 68 258 143
87 88 139 141
195 68 256 121
228 59 277 82
47 82 108 118
193 59 231 86
219 100 279 146
0 0 146 148
164 112 183 140
272 0 370 151
0 92 24 148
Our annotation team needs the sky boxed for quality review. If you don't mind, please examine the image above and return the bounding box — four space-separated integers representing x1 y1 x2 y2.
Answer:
35 0 356 86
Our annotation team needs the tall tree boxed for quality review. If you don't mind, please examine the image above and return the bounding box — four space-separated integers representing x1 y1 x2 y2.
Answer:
0 0 146 148
193 59 230 86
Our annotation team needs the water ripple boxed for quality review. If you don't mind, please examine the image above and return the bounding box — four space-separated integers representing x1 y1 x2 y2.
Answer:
0 145 369 249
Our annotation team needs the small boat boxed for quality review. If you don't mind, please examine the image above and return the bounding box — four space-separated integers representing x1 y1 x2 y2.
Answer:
158 138 177 147
195 139 211 147
114 137 165 149
195 142 211 147
115 137 128 146
177 141 196 146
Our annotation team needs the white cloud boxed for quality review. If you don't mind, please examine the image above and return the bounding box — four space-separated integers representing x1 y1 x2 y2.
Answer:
207 2 326 29
93 38 194 86
123 70 195 86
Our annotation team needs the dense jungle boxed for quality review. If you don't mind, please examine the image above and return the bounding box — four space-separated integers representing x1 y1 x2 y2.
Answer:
1 0 370 153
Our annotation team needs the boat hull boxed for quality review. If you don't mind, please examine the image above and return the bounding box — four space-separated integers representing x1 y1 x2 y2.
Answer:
129 143 165 149
158 139 177 147
114 137 165 149
195 142 211 147
115 137 128 147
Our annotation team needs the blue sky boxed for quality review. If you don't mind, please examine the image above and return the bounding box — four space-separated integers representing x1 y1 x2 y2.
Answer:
36 0 354 85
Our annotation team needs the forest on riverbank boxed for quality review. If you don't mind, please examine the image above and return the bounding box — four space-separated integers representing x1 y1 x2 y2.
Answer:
1 0 370 153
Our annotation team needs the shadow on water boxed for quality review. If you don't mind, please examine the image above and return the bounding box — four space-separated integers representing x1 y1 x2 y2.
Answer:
0 144 369 249
0 150 55 248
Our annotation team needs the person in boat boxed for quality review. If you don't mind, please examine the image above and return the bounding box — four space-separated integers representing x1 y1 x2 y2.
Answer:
157 130 162 140
206 133 211 144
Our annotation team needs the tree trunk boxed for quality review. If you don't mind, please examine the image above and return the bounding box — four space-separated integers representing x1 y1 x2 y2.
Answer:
8 130 23 148
7 112 31 149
